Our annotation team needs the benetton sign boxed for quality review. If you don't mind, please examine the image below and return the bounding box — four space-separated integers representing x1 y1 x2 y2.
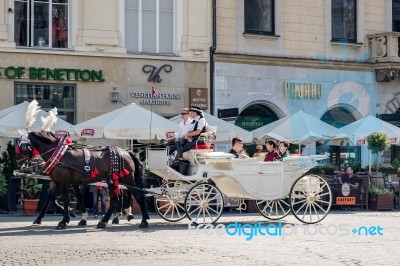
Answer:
0 66 105 82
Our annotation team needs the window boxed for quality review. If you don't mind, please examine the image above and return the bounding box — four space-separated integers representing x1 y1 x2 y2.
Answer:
244 0 275 35
14 0 69 48
393 0 400 32
125 0 173 54
15 83 76 124
331 0 357 42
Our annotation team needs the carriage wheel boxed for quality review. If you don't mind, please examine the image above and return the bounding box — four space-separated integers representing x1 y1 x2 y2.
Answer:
184 183 224 225
154 180 189 222
289 174 332 224
256 198 291 220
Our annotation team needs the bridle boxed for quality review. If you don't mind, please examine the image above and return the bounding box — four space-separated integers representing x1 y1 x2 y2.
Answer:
16 133 55 166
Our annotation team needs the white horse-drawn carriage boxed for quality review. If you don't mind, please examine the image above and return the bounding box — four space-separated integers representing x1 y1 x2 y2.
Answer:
147 143 333 225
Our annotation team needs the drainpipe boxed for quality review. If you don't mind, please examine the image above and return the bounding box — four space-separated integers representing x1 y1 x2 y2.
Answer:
210 0 217 115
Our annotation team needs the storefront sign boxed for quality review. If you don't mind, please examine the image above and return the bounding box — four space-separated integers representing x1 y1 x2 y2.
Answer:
376 113 400 121
218 108 239 118
0 66 105 82
283 81 322 99
189 88 208 109
142 64 172 83
336 197 356 205
130 91 181 106
357 138 397 145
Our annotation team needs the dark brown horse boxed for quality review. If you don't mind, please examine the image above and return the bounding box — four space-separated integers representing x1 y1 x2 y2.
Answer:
18 131 149 229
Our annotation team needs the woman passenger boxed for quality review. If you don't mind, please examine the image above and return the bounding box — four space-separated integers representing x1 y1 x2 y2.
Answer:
264 140 280 162
278 141 290 161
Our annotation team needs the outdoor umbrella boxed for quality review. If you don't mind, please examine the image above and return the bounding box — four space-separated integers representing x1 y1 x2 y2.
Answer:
73 103 177 140
337 115 400 146
170 112 253 143
335 115 400 174
252 110 340 145
0 101 78 139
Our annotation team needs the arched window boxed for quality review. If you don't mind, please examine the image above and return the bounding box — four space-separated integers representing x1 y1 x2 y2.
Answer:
320 106 356 128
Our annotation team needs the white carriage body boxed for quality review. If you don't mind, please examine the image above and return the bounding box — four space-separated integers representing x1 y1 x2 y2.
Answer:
147 148 323 201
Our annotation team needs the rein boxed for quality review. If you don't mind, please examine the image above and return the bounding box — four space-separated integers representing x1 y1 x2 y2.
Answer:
40 136 69 175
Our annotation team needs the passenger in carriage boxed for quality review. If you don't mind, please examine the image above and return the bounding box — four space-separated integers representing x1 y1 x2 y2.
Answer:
252 144 265 158
229 137 250 158
177 105 208 159
165 107 192 157
278 141 291 161
263 139 280 162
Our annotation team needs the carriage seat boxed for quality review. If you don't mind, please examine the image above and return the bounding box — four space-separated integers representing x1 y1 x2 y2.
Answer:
183 144 214 165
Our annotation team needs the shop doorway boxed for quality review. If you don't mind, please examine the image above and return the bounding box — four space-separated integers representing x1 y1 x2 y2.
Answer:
318 106 360 168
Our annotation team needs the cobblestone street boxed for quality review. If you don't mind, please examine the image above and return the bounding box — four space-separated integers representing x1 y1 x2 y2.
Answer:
0 210 399 266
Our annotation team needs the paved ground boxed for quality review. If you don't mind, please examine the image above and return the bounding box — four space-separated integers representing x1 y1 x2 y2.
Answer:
0 210 399 266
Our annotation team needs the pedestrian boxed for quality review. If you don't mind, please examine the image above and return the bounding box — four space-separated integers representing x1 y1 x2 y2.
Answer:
90 182 108 218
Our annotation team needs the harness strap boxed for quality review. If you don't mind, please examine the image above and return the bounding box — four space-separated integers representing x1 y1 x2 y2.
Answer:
83 148 91 172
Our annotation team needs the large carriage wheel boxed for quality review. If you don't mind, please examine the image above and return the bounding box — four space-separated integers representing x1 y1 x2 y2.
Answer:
154 180 189 222
289 174 332 224
184 183 224 225
256 198 291 220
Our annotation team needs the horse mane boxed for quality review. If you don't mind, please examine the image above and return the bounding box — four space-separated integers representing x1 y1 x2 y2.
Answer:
26 100 40 130
30 131 60 145
41 107 58 131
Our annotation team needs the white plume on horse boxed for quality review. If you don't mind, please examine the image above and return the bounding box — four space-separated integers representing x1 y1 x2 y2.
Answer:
41 107 58 131
25 99 40 130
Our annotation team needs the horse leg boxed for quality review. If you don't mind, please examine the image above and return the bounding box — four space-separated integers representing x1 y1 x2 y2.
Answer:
123 192 134 222
130 189 149 228
72 185 88 226
112 193 123 224
55 186 70 230
97 186 118 229
33 186 55 225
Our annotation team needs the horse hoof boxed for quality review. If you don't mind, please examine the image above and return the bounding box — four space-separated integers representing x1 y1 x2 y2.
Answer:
33 219 41 225
139 221 149 228
78 220 87 226
127 214 134 222
97 221 106 229
69 209 76 218
56 222 67 230
112 218 119 224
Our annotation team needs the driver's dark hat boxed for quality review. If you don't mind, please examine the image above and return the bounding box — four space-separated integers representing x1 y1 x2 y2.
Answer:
189 105 202 113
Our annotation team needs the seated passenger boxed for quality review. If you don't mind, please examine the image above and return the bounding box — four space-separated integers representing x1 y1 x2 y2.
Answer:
229 137 249 158
338 166 359 188
278 141 290 161
264 140 280 162
252 144 265 158
164 107 192 157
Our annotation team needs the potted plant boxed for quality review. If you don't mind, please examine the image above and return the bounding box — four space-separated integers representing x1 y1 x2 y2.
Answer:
0 168 7 198
0 141 19 213
368 185 394 210
366 132 390 187
21 178 43 215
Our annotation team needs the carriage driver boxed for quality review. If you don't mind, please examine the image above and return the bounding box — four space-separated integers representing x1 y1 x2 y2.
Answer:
177 105 208 159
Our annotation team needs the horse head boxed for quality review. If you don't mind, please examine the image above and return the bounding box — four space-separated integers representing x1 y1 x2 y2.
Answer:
16 131 60 167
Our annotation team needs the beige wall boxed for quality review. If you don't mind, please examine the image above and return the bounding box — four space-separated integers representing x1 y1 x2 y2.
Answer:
216 0 389 62
0 51 207 123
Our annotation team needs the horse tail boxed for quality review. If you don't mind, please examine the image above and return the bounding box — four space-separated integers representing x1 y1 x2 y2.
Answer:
129 152 144 188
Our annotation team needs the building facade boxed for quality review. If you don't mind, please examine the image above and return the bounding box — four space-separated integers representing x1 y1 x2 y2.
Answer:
214 0 400 165
0 0 212 146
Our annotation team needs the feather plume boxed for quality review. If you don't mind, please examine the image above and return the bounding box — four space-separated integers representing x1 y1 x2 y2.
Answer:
25 100 40 130
41 107 58 131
